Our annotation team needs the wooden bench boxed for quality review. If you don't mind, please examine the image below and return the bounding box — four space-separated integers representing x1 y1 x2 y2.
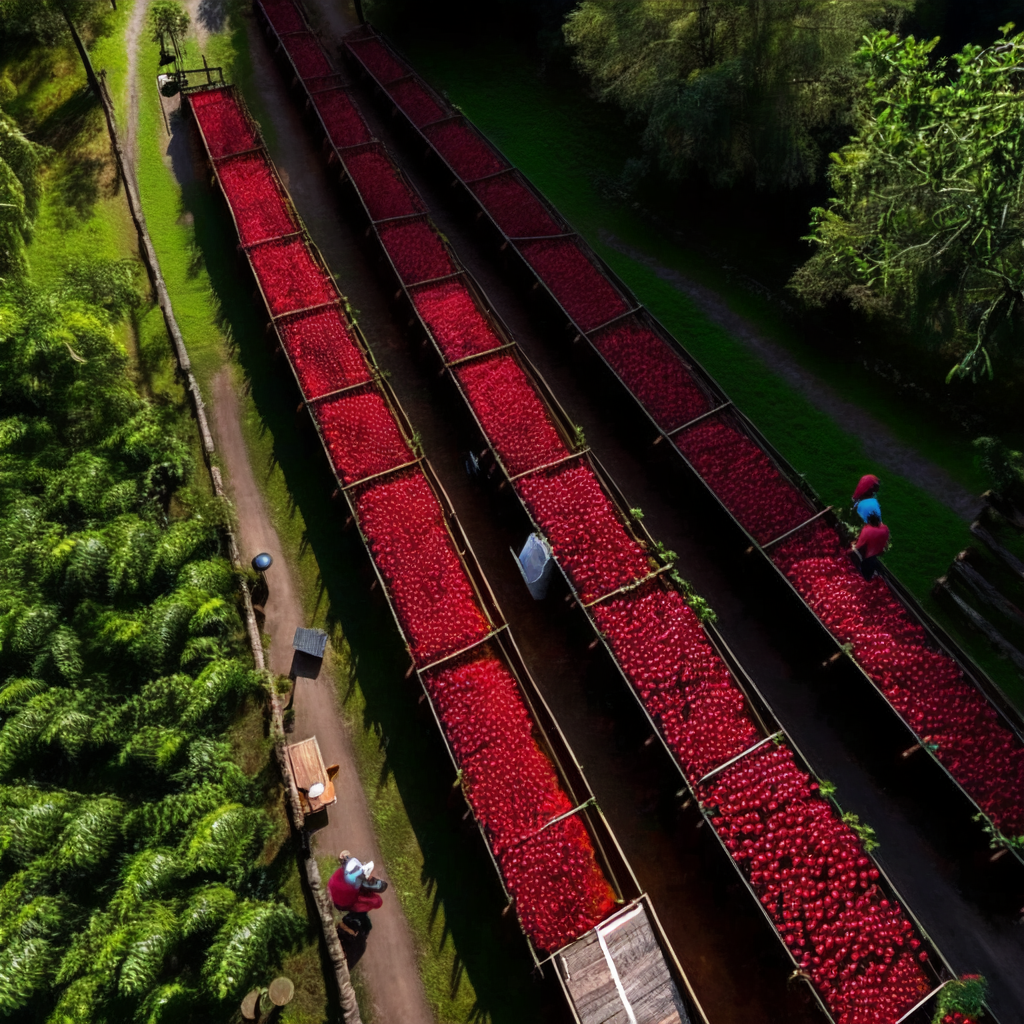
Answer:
285 736 339 815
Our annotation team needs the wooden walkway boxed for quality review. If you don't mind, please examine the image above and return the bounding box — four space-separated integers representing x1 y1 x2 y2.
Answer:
558 901 692 1024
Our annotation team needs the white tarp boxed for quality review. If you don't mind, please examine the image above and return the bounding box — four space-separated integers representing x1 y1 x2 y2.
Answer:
515 533 554 600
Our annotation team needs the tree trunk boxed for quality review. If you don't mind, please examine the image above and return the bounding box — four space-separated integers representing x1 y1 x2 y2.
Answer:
61 8 103 98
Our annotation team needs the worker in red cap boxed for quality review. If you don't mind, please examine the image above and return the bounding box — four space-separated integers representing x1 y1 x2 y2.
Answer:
851 474 882 523
852 512 889 581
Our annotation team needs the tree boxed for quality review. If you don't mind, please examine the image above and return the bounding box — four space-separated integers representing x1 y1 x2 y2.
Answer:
149 0 189 66
0 108 45 279
790 25 1024 381
0 269 306 1021
563 0 914 190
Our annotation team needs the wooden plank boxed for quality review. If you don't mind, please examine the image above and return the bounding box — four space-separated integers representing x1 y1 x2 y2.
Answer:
559 904 689 1024
286 736 336 814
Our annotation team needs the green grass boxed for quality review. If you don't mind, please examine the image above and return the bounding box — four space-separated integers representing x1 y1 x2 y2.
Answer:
381 32 1023 706
132 11 556 1022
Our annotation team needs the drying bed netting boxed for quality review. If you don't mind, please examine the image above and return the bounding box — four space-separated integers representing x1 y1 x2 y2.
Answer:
410 281 499 362
591 582 761 778
775 522 1024 836
354 468 491 666
259 0 304 33
284 32 334 79
675 415 815 546
424 650 616 950
386 78 446 127
517 238 629 333
424 120 508 181
276 307 371 400
313 88 372 148
699 744 931 1024
470 172 561 240
247 237 338 317
345 145 423 221
515 462 651 603
313 388 413 486
592 318 711 432
456 355 568 478
189 88 257 159
215 152 297 246
348 36 408 83
378 218 454 284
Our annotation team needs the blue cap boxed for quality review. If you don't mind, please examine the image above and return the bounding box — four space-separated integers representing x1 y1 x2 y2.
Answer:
252 552 274 571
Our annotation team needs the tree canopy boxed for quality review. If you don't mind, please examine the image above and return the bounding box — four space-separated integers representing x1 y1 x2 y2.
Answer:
790 25 1024 382
0 268 306 1021
0 108 44 280
564 0 914 190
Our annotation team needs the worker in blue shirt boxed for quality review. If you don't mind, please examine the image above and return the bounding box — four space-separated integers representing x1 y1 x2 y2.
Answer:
852 474 881 523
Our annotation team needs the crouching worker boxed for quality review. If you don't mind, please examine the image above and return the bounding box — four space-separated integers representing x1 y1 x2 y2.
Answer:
852 512 889 581
329 851 388 940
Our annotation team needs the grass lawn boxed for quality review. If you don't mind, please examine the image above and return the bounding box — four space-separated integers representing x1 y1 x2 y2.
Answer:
374 31 1022 708
132 10 553 1022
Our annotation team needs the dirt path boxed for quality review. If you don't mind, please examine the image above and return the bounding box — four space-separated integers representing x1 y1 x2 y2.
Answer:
123 0 149 178
209 372 434 1024
121 6 436 1020
600 233 984 522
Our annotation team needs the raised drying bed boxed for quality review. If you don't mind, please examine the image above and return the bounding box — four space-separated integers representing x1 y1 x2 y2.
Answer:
184 76 629 963
342 25 1024 865
256 17 981 1022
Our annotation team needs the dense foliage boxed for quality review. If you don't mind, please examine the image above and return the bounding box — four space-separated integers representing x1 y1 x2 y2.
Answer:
563 0 914 190
0 107 44 279
0 268 305 1022
791 26 1024 382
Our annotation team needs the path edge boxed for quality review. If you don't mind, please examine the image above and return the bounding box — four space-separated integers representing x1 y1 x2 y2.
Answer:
85 39 363 1024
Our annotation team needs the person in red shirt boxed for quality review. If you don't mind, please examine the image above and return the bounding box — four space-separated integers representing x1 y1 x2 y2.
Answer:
329 852 387 935
852 512 889 581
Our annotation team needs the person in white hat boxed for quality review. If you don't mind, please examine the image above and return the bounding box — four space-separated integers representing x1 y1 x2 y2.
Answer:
328 851 388 933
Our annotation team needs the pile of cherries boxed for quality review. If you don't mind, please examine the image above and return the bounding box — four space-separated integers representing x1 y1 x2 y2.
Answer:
355 469 491 666
700 744 932 1024
259 0 304 33
248 237 337 316
285 31 333 79
387 78 446 127
277 308 370 400
592 318 711 431
471 173 561 239
379 219 454 285
313 89 372 149
314 388 413 486
216 152 296 246
675 417 814 546
457 355 567 477
515 462 650 603
592 583 760 778
426 651 616 952
411 281 499 361
348 36 409 84
189 88 257 159
775 523 1024 836
518 238 629 333
425 120 508 181
345 145 423 222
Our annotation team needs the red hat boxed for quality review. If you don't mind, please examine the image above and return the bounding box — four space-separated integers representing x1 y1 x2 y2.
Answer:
852 474 880 503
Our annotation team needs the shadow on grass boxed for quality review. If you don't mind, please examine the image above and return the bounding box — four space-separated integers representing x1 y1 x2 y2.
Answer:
176 117 563 1024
